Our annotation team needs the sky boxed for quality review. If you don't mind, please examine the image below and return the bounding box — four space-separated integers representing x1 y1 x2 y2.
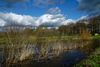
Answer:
0 0 86 19
0 0 100 27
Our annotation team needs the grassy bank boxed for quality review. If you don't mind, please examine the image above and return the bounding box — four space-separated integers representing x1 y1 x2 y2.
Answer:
74 46 100 67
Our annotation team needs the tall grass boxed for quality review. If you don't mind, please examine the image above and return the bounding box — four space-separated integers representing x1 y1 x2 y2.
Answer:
0 27 95 66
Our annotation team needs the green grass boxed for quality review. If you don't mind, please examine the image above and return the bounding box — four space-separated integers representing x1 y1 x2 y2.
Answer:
74 47 100 67
0 35 84 44
0 34 100 44
93 35 100 39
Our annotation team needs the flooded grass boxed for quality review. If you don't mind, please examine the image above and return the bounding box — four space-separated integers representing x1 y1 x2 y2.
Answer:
0 38 94 67
0 30 99 67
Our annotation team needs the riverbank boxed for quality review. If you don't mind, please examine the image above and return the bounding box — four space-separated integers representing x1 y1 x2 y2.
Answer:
0 35 100 67
74 46 100 67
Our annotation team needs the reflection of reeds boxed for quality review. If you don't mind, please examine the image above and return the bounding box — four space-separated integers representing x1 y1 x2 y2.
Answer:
1 40 91 65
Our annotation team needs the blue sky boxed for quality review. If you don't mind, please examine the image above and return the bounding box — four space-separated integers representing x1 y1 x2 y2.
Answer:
0 0 87 19
0 0 100 27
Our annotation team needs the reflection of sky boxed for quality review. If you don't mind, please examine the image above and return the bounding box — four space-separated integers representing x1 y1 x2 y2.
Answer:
61 50 85 66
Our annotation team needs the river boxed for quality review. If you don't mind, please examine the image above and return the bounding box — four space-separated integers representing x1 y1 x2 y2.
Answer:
0 39 99 67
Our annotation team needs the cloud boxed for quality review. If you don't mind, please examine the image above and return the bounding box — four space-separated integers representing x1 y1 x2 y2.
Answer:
0 12 38 26
46 7 61 15
76 15 88 21
62 19 75 25
0 18 6 26
36 14 66 27
33 0 64 7
0 7 76 27
35 7 73 27
33 0 53 7
77 0 100 16
0 12 73 27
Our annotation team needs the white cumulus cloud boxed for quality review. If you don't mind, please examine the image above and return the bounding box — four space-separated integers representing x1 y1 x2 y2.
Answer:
46 7 61 15
0 12 38 26
0 12 74 27
36 14 68 27
0 18 6 26
0 7 77 27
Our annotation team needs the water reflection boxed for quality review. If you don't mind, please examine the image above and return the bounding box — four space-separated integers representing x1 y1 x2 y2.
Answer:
0 39 95 67
61 50 86 67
